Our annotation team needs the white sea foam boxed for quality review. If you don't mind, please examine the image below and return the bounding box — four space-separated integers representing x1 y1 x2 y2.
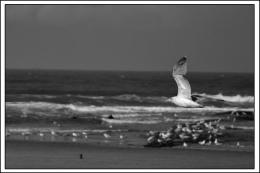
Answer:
234 126 254 130
7 93 254 103
6 127 127 133
101 118 161 124
77 93 254 104
194 93 254 103
111 94 168 102
6 101 254 114
6 101 65 109
100 113 162 118
67 104 254 113
76 95 105 99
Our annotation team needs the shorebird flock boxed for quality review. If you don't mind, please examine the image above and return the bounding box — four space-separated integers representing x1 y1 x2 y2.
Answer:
145 119 223 147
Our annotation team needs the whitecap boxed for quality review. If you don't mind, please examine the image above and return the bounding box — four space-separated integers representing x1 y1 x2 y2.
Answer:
193 93 254 103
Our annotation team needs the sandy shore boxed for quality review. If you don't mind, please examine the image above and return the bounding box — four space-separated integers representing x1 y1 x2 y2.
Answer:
5 140 254 169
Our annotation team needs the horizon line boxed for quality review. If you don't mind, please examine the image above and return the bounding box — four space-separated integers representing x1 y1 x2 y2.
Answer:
5 68 254 74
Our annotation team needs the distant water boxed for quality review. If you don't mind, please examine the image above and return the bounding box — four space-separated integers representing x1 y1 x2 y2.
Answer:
5 70 254 148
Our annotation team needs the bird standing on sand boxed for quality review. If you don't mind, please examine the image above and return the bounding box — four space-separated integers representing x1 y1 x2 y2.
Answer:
38 132 44 137
198 140 206 145
72 132 78 137
214 138 222 145
236 142 240 147
103 133 111 138
205 141 212 145
51 130 56 136
80 154 83 159
192 133 200 140
119 135 124 140
183 142 188 147
82 132 88 139
170 57 203 108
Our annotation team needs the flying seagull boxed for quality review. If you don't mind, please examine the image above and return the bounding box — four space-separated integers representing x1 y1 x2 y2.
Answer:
171 57 203 108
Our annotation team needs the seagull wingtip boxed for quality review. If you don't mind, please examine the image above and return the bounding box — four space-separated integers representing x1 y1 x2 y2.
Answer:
178 56 188 65
172 56 188 76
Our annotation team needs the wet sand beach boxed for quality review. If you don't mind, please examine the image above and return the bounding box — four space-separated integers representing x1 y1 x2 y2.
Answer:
5 140 254 169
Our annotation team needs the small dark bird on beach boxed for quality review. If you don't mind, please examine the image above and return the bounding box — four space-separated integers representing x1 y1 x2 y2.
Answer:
107 114 114 119
80 153 83 159
71 115 78 120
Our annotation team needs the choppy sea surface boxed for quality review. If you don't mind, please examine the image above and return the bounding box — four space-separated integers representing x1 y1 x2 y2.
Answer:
5 70 254 150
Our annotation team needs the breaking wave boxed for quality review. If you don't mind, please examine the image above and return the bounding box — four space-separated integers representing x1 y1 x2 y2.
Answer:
6 93 254 105
6 101 254 115
194 93 254 103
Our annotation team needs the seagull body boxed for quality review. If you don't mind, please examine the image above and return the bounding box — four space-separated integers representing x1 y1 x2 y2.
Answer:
103 133 111 138
72 132 78 137
160 132 171 139
183 142 188 147
198 140 206 145
205 141 212 145
179 133 190 140
50 131 56 135
171 57 202 108
214 138 222 145
147 136 155 143
192 133 200 140
171 95 201 108
38 132 44 137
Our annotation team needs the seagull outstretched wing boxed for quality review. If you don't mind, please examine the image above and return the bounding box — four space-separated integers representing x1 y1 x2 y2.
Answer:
172 57 191 99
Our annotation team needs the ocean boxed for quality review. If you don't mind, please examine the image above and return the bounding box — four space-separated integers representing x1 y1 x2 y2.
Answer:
5 69 254 149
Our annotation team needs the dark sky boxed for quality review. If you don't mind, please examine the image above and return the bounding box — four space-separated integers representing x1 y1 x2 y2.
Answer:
6 5 254 72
